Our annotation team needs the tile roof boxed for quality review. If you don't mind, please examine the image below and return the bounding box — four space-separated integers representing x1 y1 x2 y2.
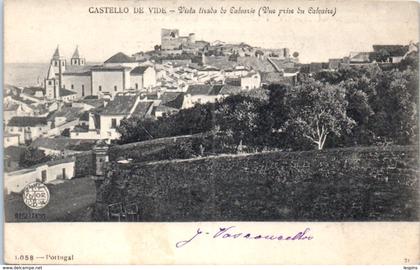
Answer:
131 101 154 118
261 72 284 84
101 95 138 115
349 52 371 63
79 98 104 108
22 87 45 96
8 116 48 127
160 92 183 104
186 84 226 96
91 65 129 71
219 85 243 95
130 66 151 75
31 137 96 151
372 45 408 56
186 84 213 95
63 65 92 75
11 95 37 105
104 52 136 63
47 107 83 122
161 92 185 109
209 84 224 95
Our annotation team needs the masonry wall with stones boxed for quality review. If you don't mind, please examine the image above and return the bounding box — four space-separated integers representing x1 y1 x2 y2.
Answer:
95 145 419 221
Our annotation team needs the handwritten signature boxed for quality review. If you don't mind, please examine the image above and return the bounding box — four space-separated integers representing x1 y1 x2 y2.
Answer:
176 226 313 248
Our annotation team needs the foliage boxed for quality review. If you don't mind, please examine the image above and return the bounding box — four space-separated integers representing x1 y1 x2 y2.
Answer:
282 79 356 150
19 147 52 168
117 62 418 153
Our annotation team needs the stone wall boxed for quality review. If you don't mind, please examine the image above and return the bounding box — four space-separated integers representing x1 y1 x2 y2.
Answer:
108 134 201 163
96 145 419 221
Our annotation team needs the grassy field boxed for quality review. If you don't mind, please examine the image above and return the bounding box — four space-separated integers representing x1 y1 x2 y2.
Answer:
5 176 96 222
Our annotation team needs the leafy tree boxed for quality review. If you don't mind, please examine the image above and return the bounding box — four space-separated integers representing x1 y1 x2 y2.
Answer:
214 95 266 149
19 147 52 168
369 68 418 144
283 79 356 150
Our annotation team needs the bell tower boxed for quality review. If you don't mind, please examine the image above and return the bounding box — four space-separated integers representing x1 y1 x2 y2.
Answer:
71 46 86 66
49 45 66 89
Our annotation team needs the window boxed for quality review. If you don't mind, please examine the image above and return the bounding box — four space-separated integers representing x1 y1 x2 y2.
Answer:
62 168 66 179
135 83 138 90
62 62 64 66
99 86 102 91
71 84 74 89
9 128 13 132
114 86 117 91
18 128 22 132
82 85 85 96
111 118 117 128
48 81 52 85
54 61 57 67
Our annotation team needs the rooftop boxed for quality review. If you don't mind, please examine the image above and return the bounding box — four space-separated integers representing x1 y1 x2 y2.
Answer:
131 101 154 118
47 106 83 122
160 92 185 109
219 85 242 95
130 66 152 75
186 84 213 95
72 46 81 58
90 65 130 71
101 95 138 115
63 65 92 75
22 87 45 96
31 137 96 152
8 116 48 127
104 52 136 63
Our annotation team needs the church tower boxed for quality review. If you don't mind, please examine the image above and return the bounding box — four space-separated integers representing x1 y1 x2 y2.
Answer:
44 65 59 99
44 45 65 99
70 46 86 66
49 45 66 89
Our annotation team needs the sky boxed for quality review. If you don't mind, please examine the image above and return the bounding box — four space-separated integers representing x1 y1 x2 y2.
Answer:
4 0 419 64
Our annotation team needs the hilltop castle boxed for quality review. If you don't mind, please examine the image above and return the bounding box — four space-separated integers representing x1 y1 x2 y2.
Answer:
161 29 196 50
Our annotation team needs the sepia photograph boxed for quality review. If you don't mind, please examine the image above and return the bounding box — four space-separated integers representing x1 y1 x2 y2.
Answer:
2 0 419 265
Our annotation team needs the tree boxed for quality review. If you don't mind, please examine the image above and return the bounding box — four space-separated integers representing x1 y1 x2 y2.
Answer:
283 79 356 150
369 68 418 144
19 147 52 168
214 95 266 149
292 51 299 58
61 128 70 137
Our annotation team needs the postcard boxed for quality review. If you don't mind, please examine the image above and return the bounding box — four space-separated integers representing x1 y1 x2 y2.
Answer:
3 0 419 265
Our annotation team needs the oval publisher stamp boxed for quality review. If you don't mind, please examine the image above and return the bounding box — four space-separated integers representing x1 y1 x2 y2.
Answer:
22 182 50 210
